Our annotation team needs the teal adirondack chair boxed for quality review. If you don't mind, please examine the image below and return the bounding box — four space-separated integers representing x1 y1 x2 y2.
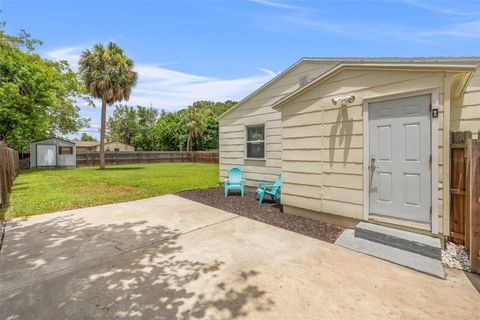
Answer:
224 167 245 197
255 174 282 204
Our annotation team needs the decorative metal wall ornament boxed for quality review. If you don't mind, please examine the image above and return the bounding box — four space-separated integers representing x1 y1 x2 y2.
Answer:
332 95 355 106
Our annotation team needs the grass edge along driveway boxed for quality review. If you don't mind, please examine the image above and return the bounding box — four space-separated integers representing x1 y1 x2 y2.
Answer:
3 163 219 219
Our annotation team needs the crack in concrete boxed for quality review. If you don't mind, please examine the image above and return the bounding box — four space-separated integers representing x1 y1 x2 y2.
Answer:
0 219 6 252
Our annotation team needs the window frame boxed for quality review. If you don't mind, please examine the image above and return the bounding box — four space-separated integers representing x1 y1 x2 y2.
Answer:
244 123 266 160
58 145 73 155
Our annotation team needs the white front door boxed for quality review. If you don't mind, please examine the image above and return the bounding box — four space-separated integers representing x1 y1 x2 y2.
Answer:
37 144 56 166
368 94 431 222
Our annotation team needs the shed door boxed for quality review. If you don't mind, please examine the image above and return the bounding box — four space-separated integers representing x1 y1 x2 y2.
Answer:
369 95 431 222
37 144 56 167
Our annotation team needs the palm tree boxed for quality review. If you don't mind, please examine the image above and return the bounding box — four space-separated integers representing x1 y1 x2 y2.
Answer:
183 107 204 152
78 42 137 169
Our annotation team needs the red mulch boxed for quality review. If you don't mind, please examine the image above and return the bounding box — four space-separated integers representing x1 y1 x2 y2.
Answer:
177 187 344 243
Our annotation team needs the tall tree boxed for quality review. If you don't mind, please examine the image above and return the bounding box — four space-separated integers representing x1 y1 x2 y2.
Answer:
182 107 205 152
80 133 97 141
78 42 138 169
0 22 86 151
191 100 236 150
107 105 138 145
107 105 158 150
149 100 236 151
151 112 183 151
131 106 158 151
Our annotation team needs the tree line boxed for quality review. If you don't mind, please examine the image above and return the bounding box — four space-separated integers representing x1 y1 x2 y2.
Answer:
106 101 236 151
1 22 236 161
0 22 87 152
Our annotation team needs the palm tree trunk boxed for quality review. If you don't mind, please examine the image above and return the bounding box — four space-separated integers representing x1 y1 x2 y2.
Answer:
187 133 192 152
99 99 107 169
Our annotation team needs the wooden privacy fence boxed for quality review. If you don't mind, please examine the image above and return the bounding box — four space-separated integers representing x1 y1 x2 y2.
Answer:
19 159 30 170
450 132 480 273
0 142 20 208
76 150 219 166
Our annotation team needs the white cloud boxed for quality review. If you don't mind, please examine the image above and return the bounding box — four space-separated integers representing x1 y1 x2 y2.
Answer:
47 45 277 139
45 45 276 110
418 20 480 38
249 0 305 11
251 0 480 43
45 45 85 71
131 64 275 109
405 0 480 16
282 15 442 44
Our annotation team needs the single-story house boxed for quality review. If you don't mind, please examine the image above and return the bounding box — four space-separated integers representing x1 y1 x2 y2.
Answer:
30 137 76 168
100 141 135 152
73 141 98 152
74 141 135 152
218 57 480 240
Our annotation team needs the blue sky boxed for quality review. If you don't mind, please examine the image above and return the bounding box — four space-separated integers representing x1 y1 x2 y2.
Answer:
1 0 480 138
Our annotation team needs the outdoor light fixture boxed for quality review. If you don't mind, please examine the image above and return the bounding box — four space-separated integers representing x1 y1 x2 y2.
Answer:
332 95 355 106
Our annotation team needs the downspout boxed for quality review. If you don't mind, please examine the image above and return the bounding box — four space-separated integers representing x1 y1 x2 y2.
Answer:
443 73 452 237
320 102 326 212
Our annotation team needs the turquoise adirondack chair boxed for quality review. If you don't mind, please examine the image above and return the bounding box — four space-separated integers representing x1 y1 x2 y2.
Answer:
224 167 245 197
255 174 282 204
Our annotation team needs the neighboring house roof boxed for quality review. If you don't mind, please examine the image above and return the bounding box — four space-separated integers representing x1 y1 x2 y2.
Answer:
217 57 480 119
104 142 130 146
31 137 74 144
73 141 133 148
73 141 99 147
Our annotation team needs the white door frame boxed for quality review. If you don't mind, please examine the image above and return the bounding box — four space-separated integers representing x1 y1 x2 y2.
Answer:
362 88 439 234
36 144 57 167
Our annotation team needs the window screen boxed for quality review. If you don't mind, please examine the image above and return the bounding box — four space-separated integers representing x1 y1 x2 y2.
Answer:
246 124 265 159
59 146 73 155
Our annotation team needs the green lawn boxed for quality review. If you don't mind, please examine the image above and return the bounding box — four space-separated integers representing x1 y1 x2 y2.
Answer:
3 163 219 219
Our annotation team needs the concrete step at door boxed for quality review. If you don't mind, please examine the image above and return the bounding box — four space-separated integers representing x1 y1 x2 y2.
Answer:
354 222 442 260
335 223 445 279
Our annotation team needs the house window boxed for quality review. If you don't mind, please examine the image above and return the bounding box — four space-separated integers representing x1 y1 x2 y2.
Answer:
246 124 265 159
59 146 73 155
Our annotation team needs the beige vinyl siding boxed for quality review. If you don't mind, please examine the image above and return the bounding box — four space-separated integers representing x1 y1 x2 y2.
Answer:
280 69 447 225
219 61 337 187
451 68 480 138
95 142 134 152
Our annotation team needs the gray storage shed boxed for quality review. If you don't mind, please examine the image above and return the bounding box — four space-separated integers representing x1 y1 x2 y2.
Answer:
30 137 76 168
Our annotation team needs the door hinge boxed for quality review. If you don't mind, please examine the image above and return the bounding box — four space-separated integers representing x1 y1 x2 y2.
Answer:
430 206 432 214
429 155 432 166
429 103 432 111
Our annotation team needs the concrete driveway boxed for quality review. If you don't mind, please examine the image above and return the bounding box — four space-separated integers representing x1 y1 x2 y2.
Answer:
1 195 479 319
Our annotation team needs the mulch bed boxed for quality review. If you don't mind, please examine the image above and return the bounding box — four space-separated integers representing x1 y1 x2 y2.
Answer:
177 187 344 243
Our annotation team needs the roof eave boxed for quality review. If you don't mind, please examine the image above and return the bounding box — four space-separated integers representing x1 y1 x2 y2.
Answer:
272 63 479 110
30 137 73 144
301 57 480 64
455 71 475 98
217 57 311 121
